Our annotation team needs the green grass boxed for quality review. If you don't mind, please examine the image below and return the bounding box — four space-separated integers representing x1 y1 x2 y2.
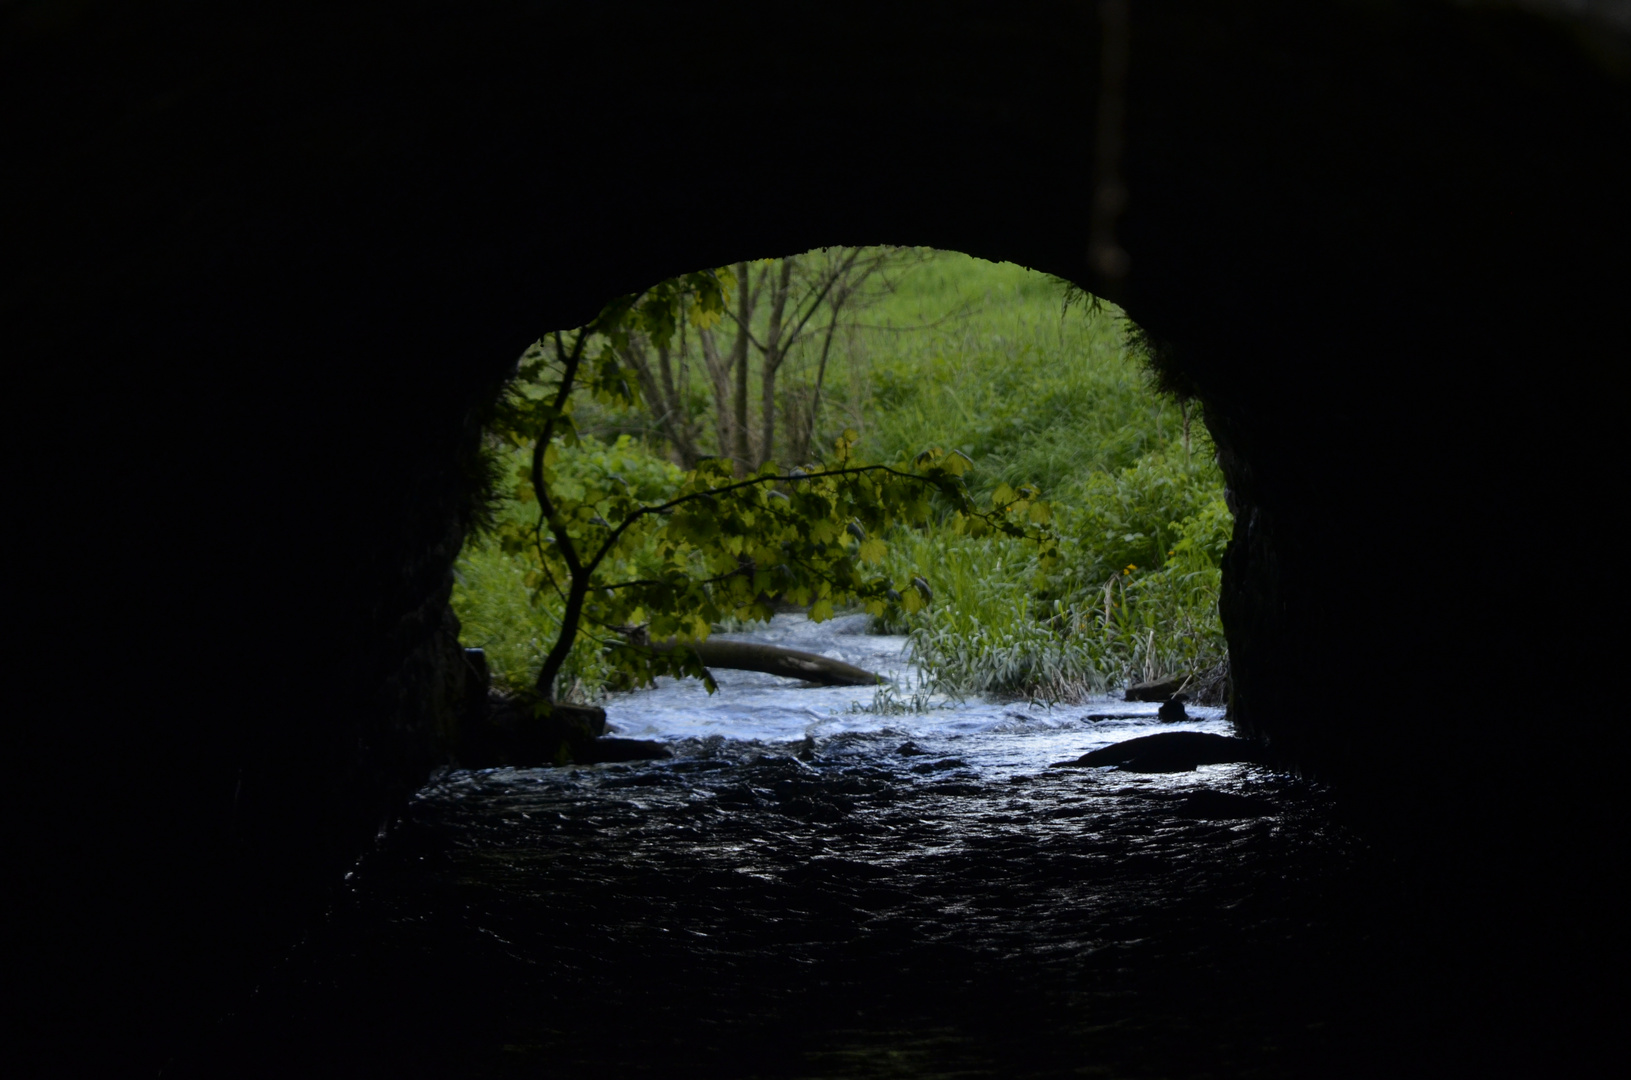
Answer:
826 253 1187 502
850 252 1231 701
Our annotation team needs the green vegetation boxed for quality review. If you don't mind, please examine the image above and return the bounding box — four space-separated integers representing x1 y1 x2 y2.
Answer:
458 271 1054 704
846 255 1230 701
454 435 683 698
453 250 1231 704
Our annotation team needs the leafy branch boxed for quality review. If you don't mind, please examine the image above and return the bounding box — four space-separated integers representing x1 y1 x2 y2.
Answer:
486 269 1057 702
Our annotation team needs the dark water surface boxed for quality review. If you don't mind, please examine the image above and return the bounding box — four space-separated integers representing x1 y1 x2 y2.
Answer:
181 620 1533 1078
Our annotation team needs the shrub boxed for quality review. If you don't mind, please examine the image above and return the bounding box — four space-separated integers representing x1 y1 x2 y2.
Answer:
451 434 683 699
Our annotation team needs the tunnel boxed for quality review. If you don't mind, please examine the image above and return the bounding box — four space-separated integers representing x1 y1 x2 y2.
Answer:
6 1 1628 1074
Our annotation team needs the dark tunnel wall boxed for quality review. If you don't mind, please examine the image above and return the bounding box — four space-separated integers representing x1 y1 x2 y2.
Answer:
5 1 1629 1072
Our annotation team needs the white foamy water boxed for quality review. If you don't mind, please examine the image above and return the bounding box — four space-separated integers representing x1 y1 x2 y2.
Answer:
601 612 1229 777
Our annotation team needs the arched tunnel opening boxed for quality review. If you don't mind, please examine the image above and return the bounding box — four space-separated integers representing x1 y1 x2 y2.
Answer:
167 250 1389 1078
7 2 1628 1076
450 248 1226 728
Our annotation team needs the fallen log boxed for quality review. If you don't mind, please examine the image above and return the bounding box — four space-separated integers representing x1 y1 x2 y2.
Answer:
650 639 884 687
1124 676 1184 702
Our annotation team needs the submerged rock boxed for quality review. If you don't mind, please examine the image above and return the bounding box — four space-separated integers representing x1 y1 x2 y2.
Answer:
910 758 969 774
1157 695 1190 723
574 738 673 764
1051 731 1266 773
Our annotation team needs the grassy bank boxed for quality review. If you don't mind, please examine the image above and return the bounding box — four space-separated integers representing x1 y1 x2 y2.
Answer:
842 253 1230 701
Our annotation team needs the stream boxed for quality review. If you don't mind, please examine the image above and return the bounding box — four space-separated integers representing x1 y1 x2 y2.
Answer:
187 615 1459 1078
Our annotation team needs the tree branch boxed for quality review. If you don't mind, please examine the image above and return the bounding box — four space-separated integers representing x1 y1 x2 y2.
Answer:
774 247 862 367
532 328 592 575
584 462 962 576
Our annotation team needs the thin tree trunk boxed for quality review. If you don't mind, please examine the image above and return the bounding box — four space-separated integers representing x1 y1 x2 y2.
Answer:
698 326 735 460
655 342 701 467
758 365 780 470
534 573 590 701
621 337 700 467
799 307 844 463
756 260 795 469
673 319 694 459
777 249 865 464
529 330 593 701
730 261 753 474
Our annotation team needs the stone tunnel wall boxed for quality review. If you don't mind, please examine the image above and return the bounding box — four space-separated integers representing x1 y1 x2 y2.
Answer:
7 1 1629 1072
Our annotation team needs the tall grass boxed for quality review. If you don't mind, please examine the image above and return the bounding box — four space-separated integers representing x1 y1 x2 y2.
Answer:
852 252 1231 702
874 531 1106 702
873 477 1231 705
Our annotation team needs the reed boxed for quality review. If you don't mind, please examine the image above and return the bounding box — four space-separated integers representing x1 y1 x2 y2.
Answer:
871 471 1230 703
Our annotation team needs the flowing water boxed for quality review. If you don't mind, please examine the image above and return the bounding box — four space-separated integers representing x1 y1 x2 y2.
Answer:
604 613 1236 767
191 615 1455 1078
